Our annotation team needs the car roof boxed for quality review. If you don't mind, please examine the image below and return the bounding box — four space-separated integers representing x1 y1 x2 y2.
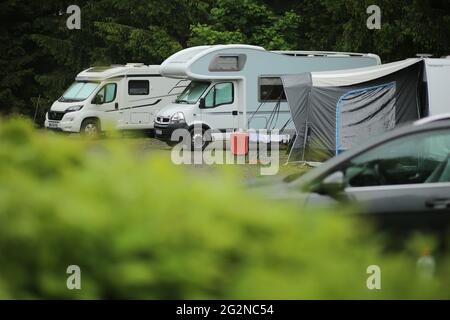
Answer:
293 120 450 186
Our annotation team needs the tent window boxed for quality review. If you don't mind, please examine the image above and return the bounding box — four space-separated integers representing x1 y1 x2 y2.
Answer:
129 80 150 95
259 77 287 102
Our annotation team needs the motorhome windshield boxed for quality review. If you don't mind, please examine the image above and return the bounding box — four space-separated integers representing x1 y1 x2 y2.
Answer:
175 81 210 104
59 81 99 102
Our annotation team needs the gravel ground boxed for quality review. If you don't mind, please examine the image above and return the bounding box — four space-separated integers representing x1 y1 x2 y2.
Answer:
110 132 309 182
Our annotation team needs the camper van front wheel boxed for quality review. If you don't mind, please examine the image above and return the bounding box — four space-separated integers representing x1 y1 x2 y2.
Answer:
190 127 211 150
81 119 100 138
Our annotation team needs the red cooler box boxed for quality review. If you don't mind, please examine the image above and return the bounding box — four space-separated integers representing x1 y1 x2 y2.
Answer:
230 132 249 155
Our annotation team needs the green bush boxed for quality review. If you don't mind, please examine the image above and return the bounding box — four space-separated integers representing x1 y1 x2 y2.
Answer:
0 118 448 299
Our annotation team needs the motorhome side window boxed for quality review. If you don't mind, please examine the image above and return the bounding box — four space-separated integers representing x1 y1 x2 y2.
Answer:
259 77 287 102
204 83 234 108
209 55 246 72
128 80 149 95
95 83 117 104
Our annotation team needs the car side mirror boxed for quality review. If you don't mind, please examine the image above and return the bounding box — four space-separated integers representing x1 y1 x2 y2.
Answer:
199 98 206 109
92 95 103 105
318 171 345 196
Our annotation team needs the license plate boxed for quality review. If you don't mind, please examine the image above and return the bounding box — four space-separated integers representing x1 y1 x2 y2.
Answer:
156 129 163 135
48 122 59 128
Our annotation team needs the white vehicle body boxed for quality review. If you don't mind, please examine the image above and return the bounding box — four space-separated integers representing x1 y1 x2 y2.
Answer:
154 45 381 144
415 114 450 126
44 63 189 133
424 58 450 116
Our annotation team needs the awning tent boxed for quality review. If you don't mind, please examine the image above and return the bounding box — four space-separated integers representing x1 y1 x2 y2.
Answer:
282 59 425 163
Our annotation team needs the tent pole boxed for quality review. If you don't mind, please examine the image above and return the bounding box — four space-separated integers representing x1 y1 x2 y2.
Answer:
416 61 424 118
301 122 309 163
301 88 312 163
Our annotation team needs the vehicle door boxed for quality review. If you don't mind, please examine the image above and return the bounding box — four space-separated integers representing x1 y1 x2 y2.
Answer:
92 82 120 128
200 82 238 131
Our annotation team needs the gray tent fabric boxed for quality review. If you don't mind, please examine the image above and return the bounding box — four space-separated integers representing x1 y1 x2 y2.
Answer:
283 60 424 162
338 82 396 152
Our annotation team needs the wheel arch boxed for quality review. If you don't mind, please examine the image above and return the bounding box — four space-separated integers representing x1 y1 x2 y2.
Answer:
188 123 211 132
81 117 102 131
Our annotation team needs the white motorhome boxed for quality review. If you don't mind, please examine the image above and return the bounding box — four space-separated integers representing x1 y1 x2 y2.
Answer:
154 45 381 148
45 63 189 135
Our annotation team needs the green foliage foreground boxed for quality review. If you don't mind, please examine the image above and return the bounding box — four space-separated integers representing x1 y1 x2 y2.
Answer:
0 118 448 299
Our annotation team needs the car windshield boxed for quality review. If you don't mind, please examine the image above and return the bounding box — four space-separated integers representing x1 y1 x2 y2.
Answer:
175 81 210 104
59 81 99 102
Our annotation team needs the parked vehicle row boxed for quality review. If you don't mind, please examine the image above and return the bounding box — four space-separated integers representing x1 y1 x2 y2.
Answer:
45 45 381 141
44 46 450 157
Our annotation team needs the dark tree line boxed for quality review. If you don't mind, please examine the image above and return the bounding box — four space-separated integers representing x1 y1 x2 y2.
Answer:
1 0 450 122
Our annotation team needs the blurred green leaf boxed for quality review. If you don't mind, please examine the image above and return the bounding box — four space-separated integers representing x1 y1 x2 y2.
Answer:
0 118 448 299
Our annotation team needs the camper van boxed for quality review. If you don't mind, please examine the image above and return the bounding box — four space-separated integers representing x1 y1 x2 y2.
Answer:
45 63 189 135
154 45 381 148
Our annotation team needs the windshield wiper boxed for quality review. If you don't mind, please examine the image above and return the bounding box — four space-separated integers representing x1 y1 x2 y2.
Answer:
176 99 190 104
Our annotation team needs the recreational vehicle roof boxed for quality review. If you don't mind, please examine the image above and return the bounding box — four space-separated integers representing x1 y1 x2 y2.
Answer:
76 64 161 81
160 44 381 79
273 50 380 59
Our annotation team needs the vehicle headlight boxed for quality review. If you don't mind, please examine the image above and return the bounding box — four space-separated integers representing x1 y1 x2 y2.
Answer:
170 112 185 124
66 105 84 113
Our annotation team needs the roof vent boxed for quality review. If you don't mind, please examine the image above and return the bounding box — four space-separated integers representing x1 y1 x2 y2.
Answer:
416 53 433 58
126 63 145 67
87 66 118 73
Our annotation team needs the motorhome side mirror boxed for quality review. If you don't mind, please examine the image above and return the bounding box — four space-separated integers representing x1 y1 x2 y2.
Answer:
199 98 206 109
92 96 100 105
318 171 345 196
92 95 104 105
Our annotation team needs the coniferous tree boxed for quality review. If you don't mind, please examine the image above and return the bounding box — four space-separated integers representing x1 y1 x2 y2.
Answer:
2 0 450 121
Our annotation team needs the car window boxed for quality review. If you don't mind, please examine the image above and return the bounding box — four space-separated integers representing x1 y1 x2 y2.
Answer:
104 84 117 103
215 83 233 105
340 129 450 187
204 87 215 108
96 83 117 104
204 83 233 108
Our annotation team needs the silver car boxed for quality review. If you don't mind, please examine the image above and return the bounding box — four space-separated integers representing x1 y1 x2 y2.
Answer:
262 121 450 246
